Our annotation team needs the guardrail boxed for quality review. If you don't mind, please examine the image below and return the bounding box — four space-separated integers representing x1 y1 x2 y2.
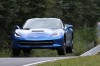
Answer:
80 44 100 56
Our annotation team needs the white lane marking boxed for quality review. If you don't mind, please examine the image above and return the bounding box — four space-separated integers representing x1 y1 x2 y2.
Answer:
22 59 60 66
22 57 77 66
23 44 100 66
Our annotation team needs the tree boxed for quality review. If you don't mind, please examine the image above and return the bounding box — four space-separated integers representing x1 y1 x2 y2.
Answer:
61 0 100 27
0 0 100 50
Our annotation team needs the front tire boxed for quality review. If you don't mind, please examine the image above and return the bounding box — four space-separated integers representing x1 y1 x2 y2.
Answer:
65 32 73 53
66 47 72 53
23 49 31 57
57 49 66 55
57 38 66 55
12 48 21 57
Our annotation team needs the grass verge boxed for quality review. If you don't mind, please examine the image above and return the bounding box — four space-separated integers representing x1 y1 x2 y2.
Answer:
37 55 100 66
74 27 95 55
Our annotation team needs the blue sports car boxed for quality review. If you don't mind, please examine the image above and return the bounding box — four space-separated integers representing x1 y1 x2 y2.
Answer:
11 18 73 56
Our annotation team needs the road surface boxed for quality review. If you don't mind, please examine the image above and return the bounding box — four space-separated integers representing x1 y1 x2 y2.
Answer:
0 56 76 66
0 44 99 66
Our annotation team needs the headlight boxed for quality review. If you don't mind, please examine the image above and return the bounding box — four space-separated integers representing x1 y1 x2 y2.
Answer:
15 32 20 37
52 32 60 37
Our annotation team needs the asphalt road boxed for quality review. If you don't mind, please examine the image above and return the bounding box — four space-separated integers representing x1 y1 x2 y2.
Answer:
0 44 98 66
0 56 76 66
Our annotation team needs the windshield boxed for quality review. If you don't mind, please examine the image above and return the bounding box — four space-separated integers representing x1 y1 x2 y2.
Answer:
23 18 63 29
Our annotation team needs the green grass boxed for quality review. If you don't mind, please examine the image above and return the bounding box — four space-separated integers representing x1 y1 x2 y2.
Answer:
30 49 58 57
30 49 75 57
37 55 100 66
0 49 11 57
73 27 95 55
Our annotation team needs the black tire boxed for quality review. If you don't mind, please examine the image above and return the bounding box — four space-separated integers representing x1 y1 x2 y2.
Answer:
23 49 31 57
65 32 73 53
57 49 65 55
66 47 72 53
57 46 66 55
12 48 21 57
57 38 66 55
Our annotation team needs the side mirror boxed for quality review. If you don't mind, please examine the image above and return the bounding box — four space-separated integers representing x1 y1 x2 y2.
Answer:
15 25 20 29
64 24 73 30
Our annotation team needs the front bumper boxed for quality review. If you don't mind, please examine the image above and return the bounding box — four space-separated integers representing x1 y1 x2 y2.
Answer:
12 37 64 49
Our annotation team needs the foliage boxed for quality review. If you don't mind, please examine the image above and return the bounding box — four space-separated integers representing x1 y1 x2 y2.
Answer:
62 0 100 27
0 0 99 56
74 27 95 55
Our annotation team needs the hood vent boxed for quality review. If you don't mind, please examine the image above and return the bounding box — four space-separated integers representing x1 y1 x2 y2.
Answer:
23 28 30 30
32 30 44 32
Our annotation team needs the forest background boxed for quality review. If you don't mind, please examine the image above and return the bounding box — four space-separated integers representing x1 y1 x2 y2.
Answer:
0 0 100 57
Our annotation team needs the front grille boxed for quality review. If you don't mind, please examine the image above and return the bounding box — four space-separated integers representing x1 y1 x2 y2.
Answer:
19 40 54 46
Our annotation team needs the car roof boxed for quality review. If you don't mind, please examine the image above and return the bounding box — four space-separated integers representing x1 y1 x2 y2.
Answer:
27 18 61 21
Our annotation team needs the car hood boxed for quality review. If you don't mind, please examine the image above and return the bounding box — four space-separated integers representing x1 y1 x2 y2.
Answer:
15 29 64 40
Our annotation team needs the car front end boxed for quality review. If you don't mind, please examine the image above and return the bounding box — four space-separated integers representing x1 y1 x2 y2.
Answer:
12 29 65 49
11 18 73 56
